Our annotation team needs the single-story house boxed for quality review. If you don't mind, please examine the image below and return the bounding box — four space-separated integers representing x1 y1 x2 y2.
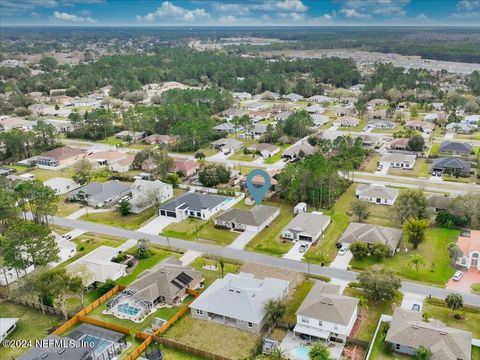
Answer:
260 91 280 100
340 223 402 255
389 138 409 151
368 98 389 107
128 179 173 214
251 111 271 123
282 142 316 160
385 308 471 360
43 177 81 195
281 212 331 243
68 181 131 208
275 111 292 121
424 113 438 122
33 146 84 169
0 117 36 131
0 318 18 342
109 155 135 173
214 123 236 133
211 138 244 153
233 92 252 100
106 257 202 322
18 335 94 360
335 108 355 117
66 246 127 288
356 184 399 205
428 195 451 212
456 230 480 271
246 124 268 136
243 101 268 111
174 159 199 177
367 109 388 120
86 150 128 166
464 114 480 125
311 114 329 127
367 119 396 129
431 157 472 176
159 192 229 220
248 143 280 158
284 93 304 102
307 95 332 104
240 169 278 191
190 272 289 333
143 134 176 145
446 122 477 134
115 130 146 141
431 102 444 111
294 282 358 344
305 104 325 114
439 141 473 156
358 134 379 147
214 205 280 232
380 152 417 170
223 108 249 121
405 120 435 134
333 116 360 127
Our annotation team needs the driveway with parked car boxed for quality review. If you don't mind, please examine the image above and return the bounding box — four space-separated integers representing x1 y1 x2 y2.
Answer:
282 241 311 261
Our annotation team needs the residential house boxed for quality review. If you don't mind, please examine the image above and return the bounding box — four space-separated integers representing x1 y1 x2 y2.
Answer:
456 230 480 271
33 146 84 169
282 142 316 160
428 195 451 212
335 108 354 117
405 120 435 134
281 212 331 243
284 93 304 102
367 109 388 120
311 114 329 127
358 134 379 147
115 130 146 141
389 138 410 151
109 155 135 173
464 114 480 125
251 111 271 123
305 104 325 114
159 193 229 220
214 205 280 232
128 179 173 214
43 177 81 195
446 122 477 134
246 124 268 137
243 101 268 111
367 119 396 129
222 108 249 121
0 117 36 131
240 169 278 191
275 111 292 121
307 95 332 104
424 113 438 122
0 318 18 343
68 181 131 208
439 141 473 156
340 223 402 255
232 92 252 100
211 138 244 154
66 246 127 288
260 91 280 100
431 102 444 111
18 335 94 360
356 184 399 205
431 157 472 176
333 116 360 127
143 134 176 145
379 152 417 169
367 99 389 108
385 308 471 360
294 282 358 343
190 272 289 333
106 257 202 321
214 123 236 133
248 143 280 158
173 159 199 177
86 150 128 167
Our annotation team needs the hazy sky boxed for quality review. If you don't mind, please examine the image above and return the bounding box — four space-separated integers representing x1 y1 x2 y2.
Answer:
1 0 480 26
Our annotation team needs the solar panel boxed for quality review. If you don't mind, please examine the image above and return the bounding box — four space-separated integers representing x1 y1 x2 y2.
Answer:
171 279 184 289
176 272 193 286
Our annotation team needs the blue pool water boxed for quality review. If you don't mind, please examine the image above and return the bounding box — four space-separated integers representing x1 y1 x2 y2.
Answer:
291 346 310 360
118 303 140 316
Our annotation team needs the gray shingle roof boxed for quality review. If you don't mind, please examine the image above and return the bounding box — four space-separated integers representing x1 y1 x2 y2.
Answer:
439 141 472 154
215 205 279 227
68 181 131 203
356 184 399 201
160 193 228 212
297 282 358 326
340 223 402 252
282 212 331 238
385 308 471 360
18 335 92 360
432 157 471 172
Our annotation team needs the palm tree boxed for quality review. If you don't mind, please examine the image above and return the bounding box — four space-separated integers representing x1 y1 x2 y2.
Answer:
309 342 331 360
358 296 369 315
261 348 288 360
409 254 425 272
264 299 286 331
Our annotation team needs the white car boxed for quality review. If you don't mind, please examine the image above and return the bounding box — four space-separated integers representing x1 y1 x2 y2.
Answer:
452 271 464 281
338 247 348 256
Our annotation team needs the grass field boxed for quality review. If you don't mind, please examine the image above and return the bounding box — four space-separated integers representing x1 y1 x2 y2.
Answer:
80 207 157 230
0 301 63 360
351 228 459 286
362 154 381 173
161 218 239 246
56 195 83 217
283 279 314 324
245 200 294 256
229 151 258 162
164 315 259 360
191 257 241 288
343 288 403 343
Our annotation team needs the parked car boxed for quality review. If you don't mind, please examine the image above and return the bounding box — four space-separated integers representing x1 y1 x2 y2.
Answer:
298 244 308 253
412 304 421 312
452 271 464 281
62 234 72 240
376 165 383 171
338 247 348 256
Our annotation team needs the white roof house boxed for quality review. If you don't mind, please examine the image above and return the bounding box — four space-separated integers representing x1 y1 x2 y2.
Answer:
305 104 325 114
356 184 399 205
307 95 333 104
0 318 18 342
284 93 304 102
66 246 127 287
380 152 417 170
190 272 289 333
43 177 81 195
128 179 173 214
281 212 331 242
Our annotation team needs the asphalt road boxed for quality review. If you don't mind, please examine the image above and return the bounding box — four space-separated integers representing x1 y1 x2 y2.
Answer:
50 215 480 307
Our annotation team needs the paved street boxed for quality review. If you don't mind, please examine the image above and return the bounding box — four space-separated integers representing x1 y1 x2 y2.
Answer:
49 215 480 306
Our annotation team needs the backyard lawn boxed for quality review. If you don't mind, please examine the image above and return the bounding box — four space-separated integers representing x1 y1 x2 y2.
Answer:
164 315 259 360
304 184 356 264
0 301 63 360
387 158 429 178
142 343 205 360
343 288 403 343
282 279 314 324
161 218 239 245
362 154 381 173
191 257 241 288
245 200 294 256
350 227 459 286
369 322 409 360
80 207 157 230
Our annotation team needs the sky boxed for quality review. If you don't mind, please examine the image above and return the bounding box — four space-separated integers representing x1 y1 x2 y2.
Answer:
1 0 480 27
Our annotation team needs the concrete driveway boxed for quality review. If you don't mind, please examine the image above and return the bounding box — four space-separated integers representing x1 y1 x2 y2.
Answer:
282 241 310 261
207 151 229 160
446 268 480 294
138 215 178 234
401 292 426 312
228 230 256 250
330 250 353 270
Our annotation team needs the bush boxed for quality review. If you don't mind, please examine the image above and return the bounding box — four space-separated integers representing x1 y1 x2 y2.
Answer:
97 279 116 295
453 313 462 320
350 242 369 259
111 253 127 263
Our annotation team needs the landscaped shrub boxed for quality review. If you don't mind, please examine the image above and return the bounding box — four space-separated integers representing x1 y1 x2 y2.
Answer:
97 279 116 295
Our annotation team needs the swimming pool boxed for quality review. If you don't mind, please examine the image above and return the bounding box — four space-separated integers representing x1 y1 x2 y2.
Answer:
117 303 140 316
80 334 113 358
291 346 310 360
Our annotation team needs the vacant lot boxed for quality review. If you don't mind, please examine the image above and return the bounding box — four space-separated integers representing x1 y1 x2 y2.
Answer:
350 228 459 286
161 218 239 245
164 315 259 360
80 207 157 230
191 257 241 288
0 301 63 359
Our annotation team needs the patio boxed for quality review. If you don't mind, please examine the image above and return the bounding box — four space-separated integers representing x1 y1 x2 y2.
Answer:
279 331 345 360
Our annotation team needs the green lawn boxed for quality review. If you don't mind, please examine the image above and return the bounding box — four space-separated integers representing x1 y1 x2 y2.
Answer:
0 301 63 359
366 203 398 228
164 315 259 360
56 195 83 217
343 288 403 343
191 257 241 288
472 283 480 295
263 143 290 164
351 228 459 286
97 136 125 146
369 322 409 360
283 279 314 324
362 154 381 173
387 158 429 178
422 298 480 338
304 184 356 264
161 218 239 246
80 207 157 230
143 343 205 360
429 143 440 157
245 200 294 256
229 151 258 162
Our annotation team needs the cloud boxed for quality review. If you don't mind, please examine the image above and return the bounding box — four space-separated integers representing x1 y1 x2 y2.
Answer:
136 1 209 22
1 0 104 16
252 0 308 12
457 0 480 10
213 3 250 16
337 0 410 19
53 11 96 23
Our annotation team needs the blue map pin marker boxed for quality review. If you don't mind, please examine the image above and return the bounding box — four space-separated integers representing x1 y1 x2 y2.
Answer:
245 169 270 205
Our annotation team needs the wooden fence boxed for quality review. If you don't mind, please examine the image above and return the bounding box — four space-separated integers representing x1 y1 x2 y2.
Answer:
153 337 231 360
78 315 131 335
10 298 71 318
